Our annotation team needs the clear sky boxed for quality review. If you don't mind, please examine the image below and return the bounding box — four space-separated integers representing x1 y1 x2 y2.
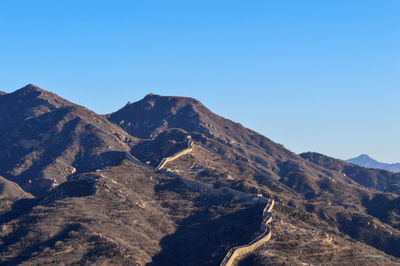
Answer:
1 1 399 162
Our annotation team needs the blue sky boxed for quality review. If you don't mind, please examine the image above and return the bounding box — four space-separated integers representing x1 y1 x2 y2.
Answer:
1 1 399 162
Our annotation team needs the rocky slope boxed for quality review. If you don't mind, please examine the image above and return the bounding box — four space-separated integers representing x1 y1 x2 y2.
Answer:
0 159 266 265
0 84 137 196
145 132 400 261
0 176 32 200
301 152 400 195
107 94 300 177
0 85 400 265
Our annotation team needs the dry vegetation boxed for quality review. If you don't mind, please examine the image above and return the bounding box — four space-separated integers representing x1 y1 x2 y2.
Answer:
1 86 400 265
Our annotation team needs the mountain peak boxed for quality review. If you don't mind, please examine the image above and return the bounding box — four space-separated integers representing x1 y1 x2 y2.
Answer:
24 83 42 89
108 94 207 138
354 154 373 161
141 93 201 105
19 83 44 92
347 154 400 173
8 84 75 107
11 84 47 98
144 92 157 97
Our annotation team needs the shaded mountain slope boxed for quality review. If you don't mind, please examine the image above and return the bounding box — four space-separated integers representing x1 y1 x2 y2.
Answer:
1 86 400 264
300 152 400 195
347 154 400 173
242 201 400 265
0 176 34 230
0 159 265 265
108 94 360 191
2 156 399 265
146 134 400 260
131 128 191 168
107 93 400 260
107 94 301 177
0 84 137 196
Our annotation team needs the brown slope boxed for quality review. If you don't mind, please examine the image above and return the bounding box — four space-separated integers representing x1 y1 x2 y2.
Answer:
0 176 33 200
0 91 6 95
107 94 300 175
0 159 265 265
0 175 33 222
107 94 364 202
300 152 400 195
135 129 400 260
0 84 138 196
107 95 400 213
2 88 400 263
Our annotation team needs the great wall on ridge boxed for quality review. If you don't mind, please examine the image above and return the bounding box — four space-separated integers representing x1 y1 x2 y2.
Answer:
151 136 275 266
220 198 274 266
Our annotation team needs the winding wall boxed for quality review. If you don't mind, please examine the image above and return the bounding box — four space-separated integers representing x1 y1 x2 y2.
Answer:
156 140 194 170
220 198 275 266
153 139 275 265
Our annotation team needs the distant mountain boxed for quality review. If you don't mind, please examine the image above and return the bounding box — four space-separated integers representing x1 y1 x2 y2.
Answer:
347 154 400 173
0 91 6 95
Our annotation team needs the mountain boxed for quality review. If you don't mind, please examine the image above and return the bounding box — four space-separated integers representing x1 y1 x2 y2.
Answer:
0 91 6 95
0 84 137 196
347 154 400 173
0 85 400 265
301 152 400 194
0 159 268 265
107 94 341 186
107 93 400 261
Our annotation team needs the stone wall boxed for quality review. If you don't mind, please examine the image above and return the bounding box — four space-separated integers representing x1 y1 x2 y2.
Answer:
156 140 194 170
220 198 275 266
153 138 275 266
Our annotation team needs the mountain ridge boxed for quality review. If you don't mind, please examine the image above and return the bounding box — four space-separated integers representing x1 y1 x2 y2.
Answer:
0 84 399 265
0 84 138 196
347 154 400 173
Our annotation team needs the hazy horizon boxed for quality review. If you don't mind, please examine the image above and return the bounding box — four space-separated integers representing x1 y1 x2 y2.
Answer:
1 1 399 162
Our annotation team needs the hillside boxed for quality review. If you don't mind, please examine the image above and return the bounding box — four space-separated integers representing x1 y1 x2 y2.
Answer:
0 84 137 196
301 152 400 195
347 154 400 173
0 176 33 200
0 159 268 265
0 85 399 265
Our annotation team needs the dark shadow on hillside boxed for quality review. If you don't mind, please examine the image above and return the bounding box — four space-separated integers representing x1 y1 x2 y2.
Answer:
73 150 128 174
0 180 96 262
3 112 81 197
55 179 97 198
147 204 262 266
131 129 189 167
0 223 82 266
0 198 38 225
237 254 257 266
0 211 40 257
0 178 96 227
336 212 400 258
